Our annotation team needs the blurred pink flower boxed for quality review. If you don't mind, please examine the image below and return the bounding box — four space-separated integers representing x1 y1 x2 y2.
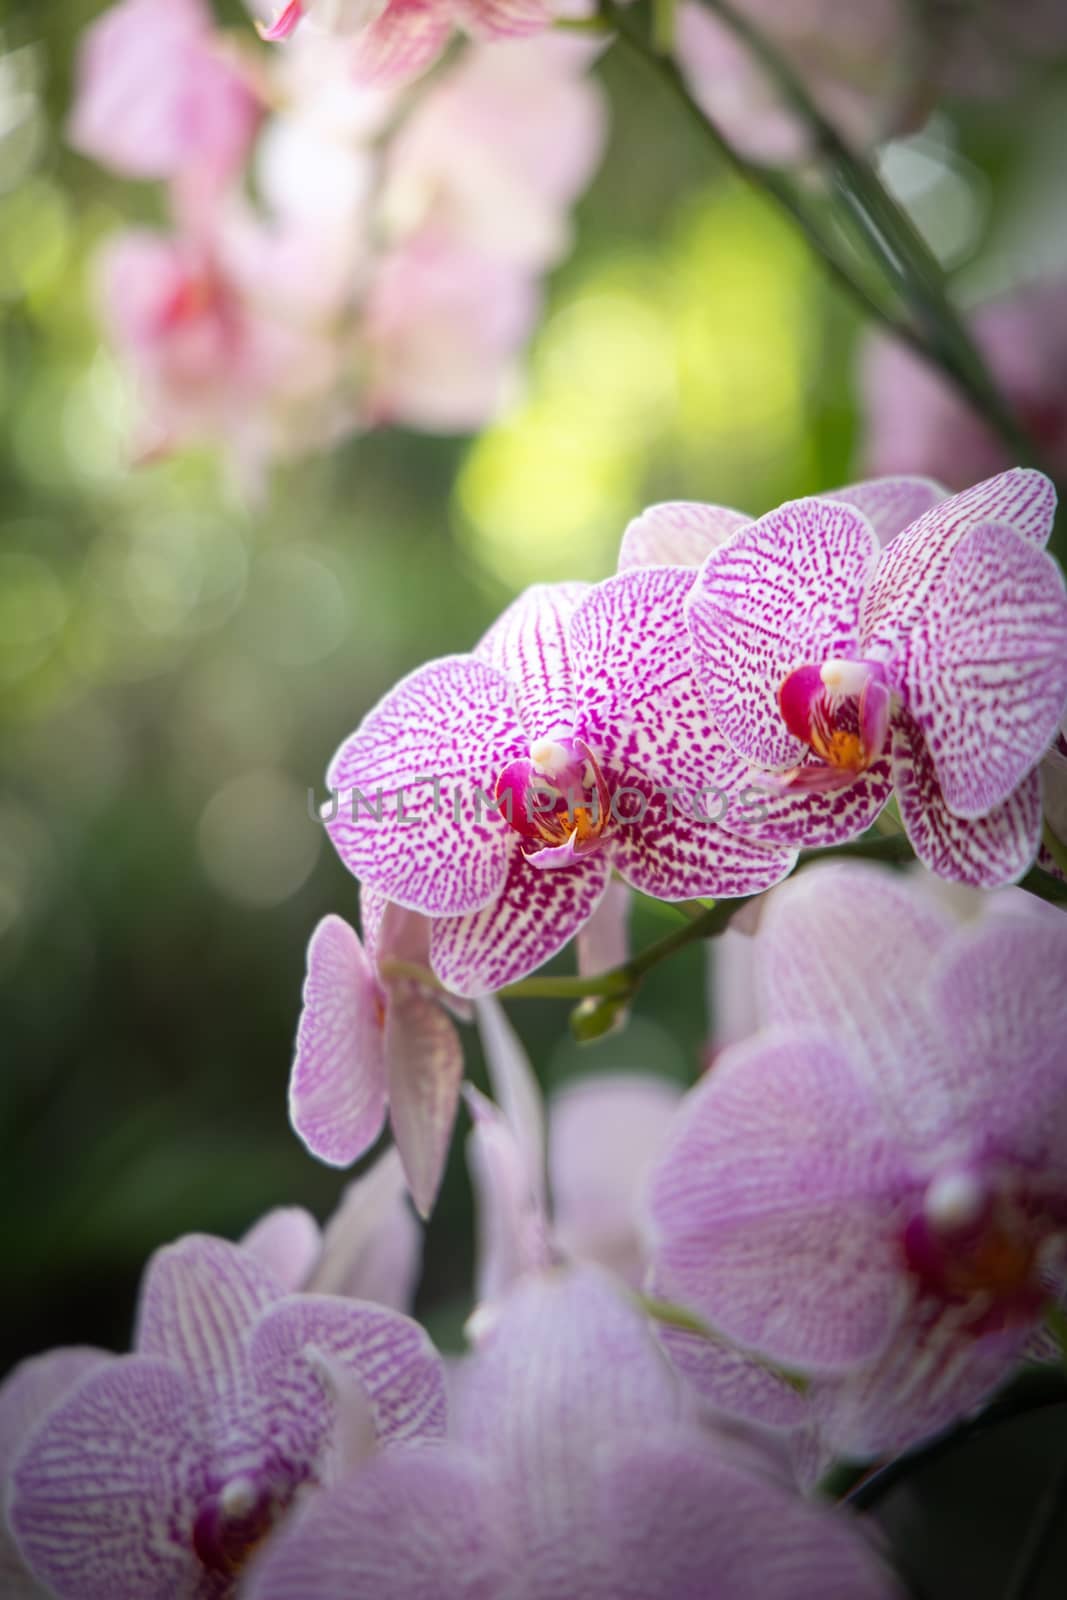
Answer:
862 281 1067 489
359 232 540 432
382 37 607 270
649 863 1067 1459
256 0 554 85
98 220 346 490
68 0 260 197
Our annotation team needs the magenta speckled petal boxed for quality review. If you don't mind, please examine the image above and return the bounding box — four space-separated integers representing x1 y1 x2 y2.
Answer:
648 1030 906 1372
325 655 524 917
429 843 611 995
289 915 388 1169
247 1294 446 1460
474 581 588 738
605 771 796 900
617 501 749 570
134 1235 282 1401
861 467 1057 675
726 760 893 849
901 521 1067 817
384 984 464 1218
686 497 879 769
9 1357 208 1600
892 708 1042 886
825 476 946 546
571 564 746 794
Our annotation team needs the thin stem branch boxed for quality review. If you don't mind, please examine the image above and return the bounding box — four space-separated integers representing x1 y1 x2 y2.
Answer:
601 1 933 365
695 0 1038 466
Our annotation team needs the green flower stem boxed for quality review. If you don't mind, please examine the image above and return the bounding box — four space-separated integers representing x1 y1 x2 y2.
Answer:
1046 1300 1067 1370
600 1 934 367
380 835 1066 1008
640 1294 810 1393
696 0 1038 467
1041 820 1067 879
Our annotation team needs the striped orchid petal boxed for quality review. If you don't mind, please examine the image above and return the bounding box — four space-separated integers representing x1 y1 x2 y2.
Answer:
325 655 525 918
892 709 1042 886
429 842 611 996
384 982 464 1217
686 497 880 770
347 0 456 82
824 475 946 546
473 582 587 740
289 915 389 1169
900 520 1067 817
617 501 749 570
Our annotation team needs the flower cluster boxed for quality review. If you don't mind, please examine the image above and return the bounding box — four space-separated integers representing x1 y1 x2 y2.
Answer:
68 0 606 490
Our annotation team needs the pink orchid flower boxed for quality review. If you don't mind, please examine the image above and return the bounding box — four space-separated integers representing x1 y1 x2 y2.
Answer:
683 468 1067 885
324 578 795 996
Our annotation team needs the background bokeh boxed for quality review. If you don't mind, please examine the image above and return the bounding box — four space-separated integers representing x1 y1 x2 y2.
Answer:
2 0 1066 1453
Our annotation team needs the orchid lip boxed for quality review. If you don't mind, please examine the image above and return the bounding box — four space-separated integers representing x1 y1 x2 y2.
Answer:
776 657 891 789
496 735 611 866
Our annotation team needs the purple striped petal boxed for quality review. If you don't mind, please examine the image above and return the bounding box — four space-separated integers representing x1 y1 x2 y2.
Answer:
605 771 796 900
724 760 893 848
241 1447 510 1600
825 476 946 546
455 1267 686 1540
595 1427 901 1600
617 502 749 570
929 914 1067 1165
473 582 587 739
754 862 958 1140
9 1357 208 1600
289 916 388 1169
686 498 879 769
900 521 1067 816
548 1073 682 1284
651 1310 809 1430
466 1084 551 1306
429 843 611 995
134 1235 283 1400
861 467 1057 675
241 1209 322 1293
310 1147 421 1311
325 656 524 917
892 708 1042 886
384 985 464 1218
247 1295 447 1463
648 1030 907 1372
571 564 756 793
1 1349 114 1600
811 1305 1031 1460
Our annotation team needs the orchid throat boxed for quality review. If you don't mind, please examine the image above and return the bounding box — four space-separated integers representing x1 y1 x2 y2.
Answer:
495 736 611 868
775 658 892 793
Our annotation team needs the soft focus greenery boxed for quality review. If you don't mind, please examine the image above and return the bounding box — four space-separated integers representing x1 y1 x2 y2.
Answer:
2 0 1066 1416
